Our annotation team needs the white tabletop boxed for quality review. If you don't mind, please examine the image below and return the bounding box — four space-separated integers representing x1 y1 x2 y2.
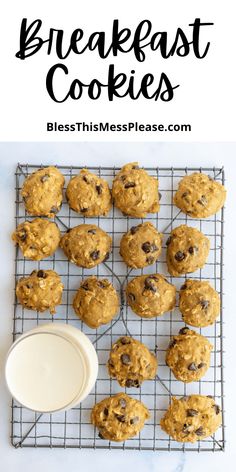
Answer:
0 142 235 472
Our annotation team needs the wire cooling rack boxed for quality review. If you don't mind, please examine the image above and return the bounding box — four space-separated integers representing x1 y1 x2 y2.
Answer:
11 164 225 451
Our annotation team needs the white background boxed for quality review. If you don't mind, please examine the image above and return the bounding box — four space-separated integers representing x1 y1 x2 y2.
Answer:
0 0 235 141
0 141 235 472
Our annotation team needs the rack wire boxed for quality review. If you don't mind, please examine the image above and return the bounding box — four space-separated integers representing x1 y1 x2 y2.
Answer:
11 164 225 451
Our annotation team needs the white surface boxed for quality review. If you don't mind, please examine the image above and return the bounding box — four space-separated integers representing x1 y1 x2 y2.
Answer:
0 0 235 141
0 141 235 471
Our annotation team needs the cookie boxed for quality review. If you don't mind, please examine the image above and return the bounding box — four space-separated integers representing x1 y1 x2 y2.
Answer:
166 328 212 382
60 224 112 268
12 218 61 260
166 225 210 276
73 276 119 328
120 222 162 268
16 269 63 315
160 395 222 443
66 169 112 216
126 274 176 318
179 280 220 327
91 393 150 441
21 166 64 218
107 336 157 388
174 172 226 218
112 162 160 217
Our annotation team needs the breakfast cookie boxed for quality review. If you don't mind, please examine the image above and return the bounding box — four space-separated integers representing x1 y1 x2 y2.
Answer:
12 218 61 260
66 169 112 216
174 172 226 218
107 336 157 388
60 224 112 268
166 328 212 382
120 222 162 268
166 225 210 276
112 162 160 217
16 269 63 314
73 276 119 328
126 274 176 318
21 166 64 218
179 280 220 327
160 395 222 443
91 393 150 441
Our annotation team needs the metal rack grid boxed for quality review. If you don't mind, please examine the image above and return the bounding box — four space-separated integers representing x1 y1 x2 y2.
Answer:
11 164 225 451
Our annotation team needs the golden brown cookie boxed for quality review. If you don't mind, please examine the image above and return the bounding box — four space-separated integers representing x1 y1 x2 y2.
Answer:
120 222 162 268
174 173 226 218
12 218 61 260
60 224 112 268
91 393 150 441
166 225 210 276
16 269 63 315
160 395 222 443
73 276 119 328
112 162 160 217
66 169 112 216
21 166 64 218
179 280 220 327
126 274 176 318
166 328 212 382
107 336 157 387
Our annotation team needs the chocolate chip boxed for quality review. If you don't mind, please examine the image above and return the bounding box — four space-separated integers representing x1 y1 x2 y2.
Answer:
175 251 185 261
108 360 114 368
207 395 214 399
97 280 106 288
81 207 88 213
195 426 204 436
198 195 208 206
40 174 50 183
130 416 139 425
121 354 131 365
120 175 126 182
103 408 108 416
188 363 197 371
18 230 27 241
142 242 152 253
66 228 71 233
182 192 189 198
119 398 127 409
37 270 47 278
130 226 138 235
144 277 157 292
158 192 162 200
132 165 139 169
169 339 177 348
187 409 198 417
81 282 89 291
179 327 189 335
83 176 89 183
198 362 206 369
146 256 155 265
98 432 104 439
128 293 135 302
182 424 191 434
103 252 110 261
115 414 126 423
90 250 100 260
125 379 140 388
120 337 131 345
166 236 172 246
213 404 220 415
188 246 198 255
96 184 102 195
180 284 187 290
26 283 33 289
200 300 209 310
88 228 96 234
124 182 136 189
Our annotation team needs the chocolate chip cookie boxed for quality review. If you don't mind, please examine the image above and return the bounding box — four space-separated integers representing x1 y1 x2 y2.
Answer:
16 269 63 314
112 162 160 217
166 328 212 382
66 169 112 216
107 336 158 387
166 225 210 276
60 224 112 268
160 395 222 442
174 172 226 218
12 218 61 260
179 280 220 327
21 166 64 218
120 222 162 268
91 393 150 441
126 274 176 318
73 276 119 328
